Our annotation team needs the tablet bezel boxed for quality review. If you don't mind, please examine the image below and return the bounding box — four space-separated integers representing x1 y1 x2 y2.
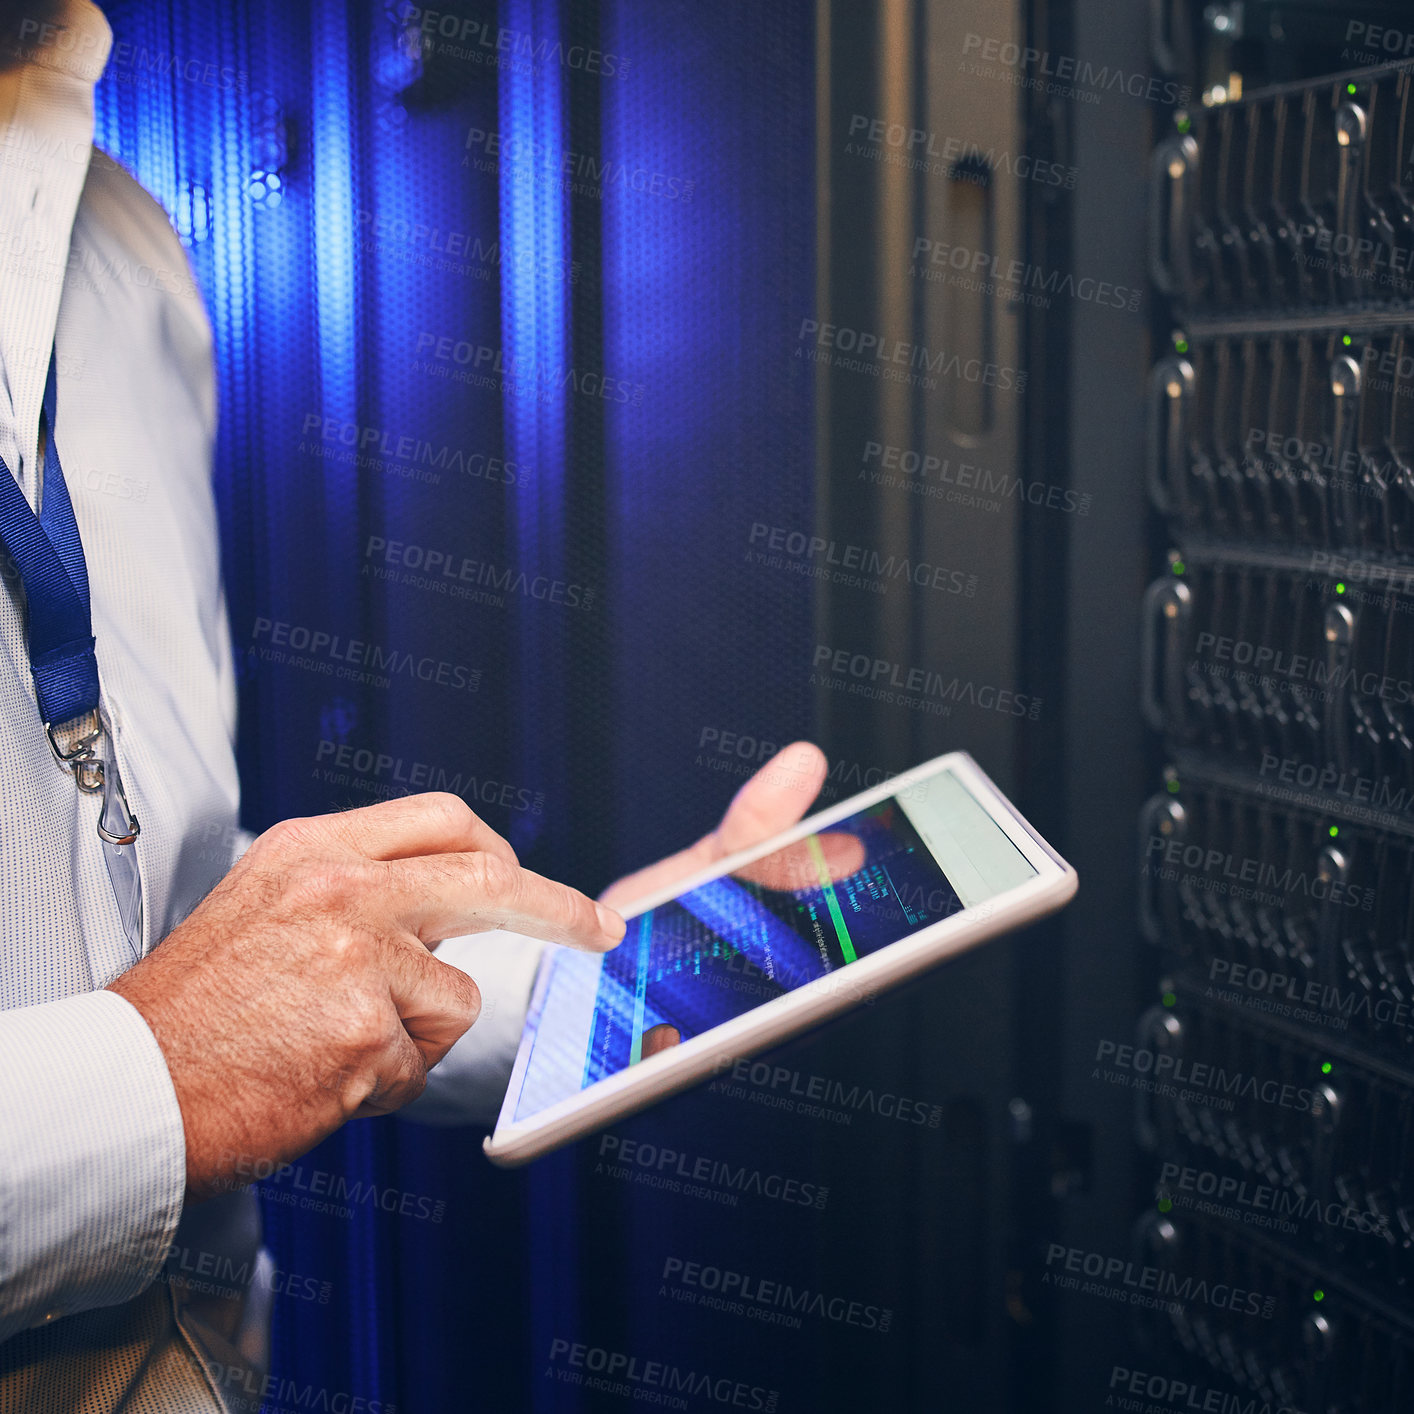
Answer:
483 750 1075 1167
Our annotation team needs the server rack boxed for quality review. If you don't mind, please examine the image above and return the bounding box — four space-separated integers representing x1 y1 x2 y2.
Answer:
1136 15 1414 1410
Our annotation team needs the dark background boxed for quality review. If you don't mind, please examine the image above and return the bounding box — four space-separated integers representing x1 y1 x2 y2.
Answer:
92 0 1414 1410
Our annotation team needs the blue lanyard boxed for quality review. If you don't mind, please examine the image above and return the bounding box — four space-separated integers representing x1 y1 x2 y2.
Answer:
0 355 102 732
0 350 143 957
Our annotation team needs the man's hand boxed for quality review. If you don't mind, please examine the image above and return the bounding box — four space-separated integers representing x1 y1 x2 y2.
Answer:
599 741 866 911
108 792 625 1200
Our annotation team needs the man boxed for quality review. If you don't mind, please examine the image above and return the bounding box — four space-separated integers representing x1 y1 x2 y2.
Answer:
0 2 833 1409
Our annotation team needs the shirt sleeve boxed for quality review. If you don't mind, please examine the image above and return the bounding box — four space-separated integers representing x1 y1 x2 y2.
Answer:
404 929 547 1127
0 990 187 1340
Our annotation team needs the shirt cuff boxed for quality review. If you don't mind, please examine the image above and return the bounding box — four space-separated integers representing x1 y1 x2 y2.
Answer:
406 929 547 1127
0 990 187 1339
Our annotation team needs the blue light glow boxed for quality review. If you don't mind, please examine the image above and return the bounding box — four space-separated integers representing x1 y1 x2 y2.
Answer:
499 0 569 858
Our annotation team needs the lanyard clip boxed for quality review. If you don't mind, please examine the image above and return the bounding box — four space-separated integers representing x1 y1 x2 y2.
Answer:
45 709 141 846
47 709 101 767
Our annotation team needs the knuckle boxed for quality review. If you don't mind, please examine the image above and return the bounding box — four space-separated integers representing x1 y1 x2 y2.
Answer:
419 791 474 833
255 814 325 854
319 927 367 969
552 879 594 929
574 891 602 933
555 887 588 932
340 990 393 1055
379 1046 429 1111
466 850 517 901
331 1063 376 1115
449 970 482 1029
251 816 299 854
287 858 371 918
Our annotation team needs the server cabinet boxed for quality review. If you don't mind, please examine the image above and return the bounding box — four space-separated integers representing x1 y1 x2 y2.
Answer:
1128 12 1414 1412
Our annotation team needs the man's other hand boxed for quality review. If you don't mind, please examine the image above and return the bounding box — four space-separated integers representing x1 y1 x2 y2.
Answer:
598 741 866 911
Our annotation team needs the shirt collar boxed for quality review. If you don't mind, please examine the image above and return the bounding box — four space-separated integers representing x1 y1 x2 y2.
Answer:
0 0 112 501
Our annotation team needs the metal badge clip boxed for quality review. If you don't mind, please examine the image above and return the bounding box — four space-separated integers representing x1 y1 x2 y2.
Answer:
46 709 101 767
44 709 141 845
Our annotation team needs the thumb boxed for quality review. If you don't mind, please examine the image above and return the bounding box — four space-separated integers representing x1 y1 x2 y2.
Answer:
715 741 829 855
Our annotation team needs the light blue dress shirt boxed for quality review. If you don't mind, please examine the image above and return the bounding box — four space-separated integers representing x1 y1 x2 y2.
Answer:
0 4 545 1408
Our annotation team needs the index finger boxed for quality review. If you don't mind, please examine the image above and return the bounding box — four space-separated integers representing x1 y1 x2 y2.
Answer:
321 792 519 867
386 852 627 952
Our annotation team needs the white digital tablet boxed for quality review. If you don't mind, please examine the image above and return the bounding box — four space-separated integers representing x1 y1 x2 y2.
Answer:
484 751 1076 1166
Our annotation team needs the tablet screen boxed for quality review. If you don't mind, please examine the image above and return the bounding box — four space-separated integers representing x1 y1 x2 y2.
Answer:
510 765 1036 1122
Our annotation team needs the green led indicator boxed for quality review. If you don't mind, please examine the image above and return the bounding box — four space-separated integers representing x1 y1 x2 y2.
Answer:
1342 334 1353 346
1158 1197 1173 1212
1321 1061 1333 1074
1336 582 1346 594
1177 116 1191 133
1173 559 1186 575
1329 825 1339 838
1166 779 1181 794
1313 1289 1325 1302
1175 338 1189 353
1347 83 1358 95
1162 991 1177 1007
